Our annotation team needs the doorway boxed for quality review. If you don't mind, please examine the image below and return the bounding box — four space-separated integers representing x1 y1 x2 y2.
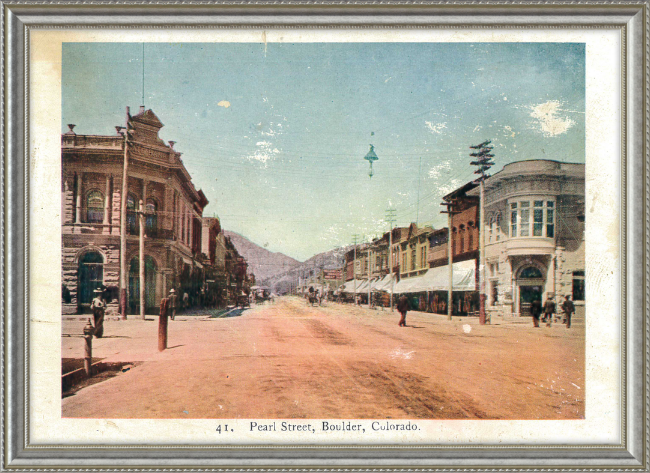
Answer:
519 285 542 316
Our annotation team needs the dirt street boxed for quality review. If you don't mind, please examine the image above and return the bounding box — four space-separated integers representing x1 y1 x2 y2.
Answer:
62 297 584 419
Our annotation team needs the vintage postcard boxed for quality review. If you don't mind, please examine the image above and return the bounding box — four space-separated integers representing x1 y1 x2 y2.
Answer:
27 28 621 447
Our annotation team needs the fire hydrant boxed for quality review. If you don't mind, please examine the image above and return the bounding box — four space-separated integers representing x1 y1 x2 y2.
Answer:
83 319 94 377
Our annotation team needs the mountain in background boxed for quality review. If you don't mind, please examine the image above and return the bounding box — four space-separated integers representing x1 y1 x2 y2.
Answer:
262 246 351 295
223 231 350 294
223 231 301 283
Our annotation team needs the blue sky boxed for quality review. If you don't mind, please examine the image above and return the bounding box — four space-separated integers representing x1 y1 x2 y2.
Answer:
63 42 585 261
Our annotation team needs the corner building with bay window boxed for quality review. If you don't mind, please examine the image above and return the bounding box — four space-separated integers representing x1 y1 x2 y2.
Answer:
466 160 585 319
61 107 208 315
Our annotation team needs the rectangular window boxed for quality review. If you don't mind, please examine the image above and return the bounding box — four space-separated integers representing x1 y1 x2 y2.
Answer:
546 209 555 238
496 214 501 241
533 209 544 236
491 281 499 306
534 200 543 208
520 201 530 208
572 270 585 301
520 209 530 236
510 210 517 237
547 201 554 208
411 248 416 271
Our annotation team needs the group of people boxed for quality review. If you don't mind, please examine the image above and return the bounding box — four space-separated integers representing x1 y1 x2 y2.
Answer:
530 294 576 328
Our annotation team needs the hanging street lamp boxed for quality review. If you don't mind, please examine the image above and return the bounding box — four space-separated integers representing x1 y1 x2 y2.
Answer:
364 144 379 179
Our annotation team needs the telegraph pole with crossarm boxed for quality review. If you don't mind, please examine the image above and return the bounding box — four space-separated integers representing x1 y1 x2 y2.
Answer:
470 140 495 325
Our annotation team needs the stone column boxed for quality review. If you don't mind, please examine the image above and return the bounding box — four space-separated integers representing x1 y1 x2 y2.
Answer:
103 174 111 234
142 180 148 237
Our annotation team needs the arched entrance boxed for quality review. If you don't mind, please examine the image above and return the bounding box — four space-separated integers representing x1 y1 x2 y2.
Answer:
517 266 545 316
78 251 104 307
129 256 157 314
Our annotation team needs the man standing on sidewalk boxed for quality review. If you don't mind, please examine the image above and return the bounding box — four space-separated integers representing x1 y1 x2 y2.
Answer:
562 294 575 329
542 293 556 328
530 297 542 328
90 288 105 338
397 294 409 327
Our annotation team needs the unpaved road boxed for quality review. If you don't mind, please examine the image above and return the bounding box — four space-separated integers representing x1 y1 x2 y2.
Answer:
62 297 584 419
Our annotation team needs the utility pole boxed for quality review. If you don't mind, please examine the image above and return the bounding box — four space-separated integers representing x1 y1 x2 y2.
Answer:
470 140 495 325
441 199 460 321
118 108 133 320
416 156 422 225
385 208 396 311
139 199 146 320
351 234 359 303
367 246 372 308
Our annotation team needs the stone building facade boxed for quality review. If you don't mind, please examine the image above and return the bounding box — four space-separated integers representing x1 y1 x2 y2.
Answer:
61 107 208 315
466 160 585 318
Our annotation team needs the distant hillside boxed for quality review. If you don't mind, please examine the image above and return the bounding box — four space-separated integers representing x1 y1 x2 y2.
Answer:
262 245 351 294
223 231 300 283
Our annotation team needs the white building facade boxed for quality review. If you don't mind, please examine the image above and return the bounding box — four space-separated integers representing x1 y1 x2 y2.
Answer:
467 160 585 318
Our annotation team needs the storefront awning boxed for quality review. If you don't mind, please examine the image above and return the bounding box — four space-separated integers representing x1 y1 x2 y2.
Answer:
393 260 476 294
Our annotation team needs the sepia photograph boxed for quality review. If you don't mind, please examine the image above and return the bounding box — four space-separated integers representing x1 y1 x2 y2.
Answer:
59 41 587 422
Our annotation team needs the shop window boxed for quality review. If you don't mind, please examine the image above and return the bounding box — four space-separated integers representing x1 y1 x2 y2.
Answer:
86 190 104 223
572 270 585 301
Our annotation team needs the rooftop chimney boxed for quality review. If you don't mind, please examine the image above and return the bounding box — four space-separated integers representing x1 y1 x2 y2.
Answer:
139 106 145 115
67 124 76 134
168 141 175 149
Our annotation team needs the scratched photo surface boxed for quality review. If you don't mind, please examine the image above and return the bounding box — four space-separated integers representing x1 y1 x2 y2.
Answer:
60 42 585 421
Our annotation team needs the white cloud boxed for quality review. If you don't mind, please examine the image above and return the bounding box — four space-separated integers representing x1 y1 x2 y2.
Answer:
529 100 576 137
473 125 482 133
425 121 447 134
504 125 516 138
217 100 231 108
245 141 280 164
428 160 452 179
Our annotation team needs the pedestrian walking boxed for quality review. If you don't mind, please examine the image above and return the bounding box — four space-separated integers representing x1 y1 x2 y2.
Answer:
90 288 105 338
169 288 177 321
396 294 409 327
542 294 556 327
530 297 542 327
562 294 575 328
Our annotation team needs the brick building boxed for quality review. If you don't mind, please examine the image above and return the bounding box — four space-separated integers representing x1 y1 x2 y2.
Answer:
61 107 209 315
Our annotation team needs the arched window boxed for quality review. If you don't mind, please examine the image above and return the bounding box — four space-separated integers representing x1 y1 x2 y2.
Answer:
145 199 158 236
468 222 475 248
86 190 104 223
126 193 138 235
459 225 466 253
78 252 103 304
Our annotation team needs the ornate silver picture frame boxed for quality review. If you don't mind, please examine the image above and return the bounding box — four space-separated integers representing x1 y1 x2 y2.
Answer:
3 1 647 470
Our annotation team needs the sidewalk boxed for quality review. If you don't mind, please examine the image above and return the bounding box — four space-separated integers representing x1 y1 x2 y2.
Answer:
333 302 584 326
